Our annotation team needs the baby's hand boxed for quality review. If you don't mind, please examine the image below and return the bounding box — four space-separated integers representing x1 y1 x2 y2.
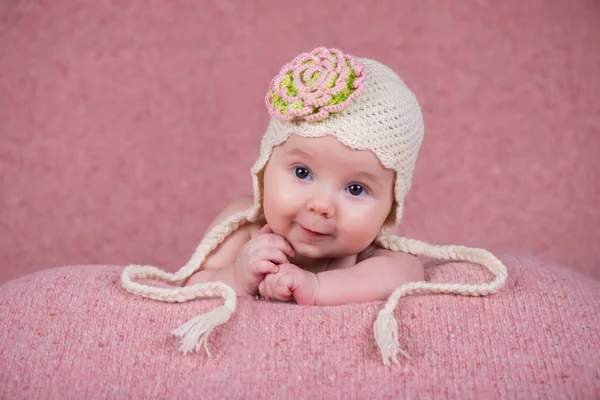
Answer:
234 224 295 296
258 263 319 306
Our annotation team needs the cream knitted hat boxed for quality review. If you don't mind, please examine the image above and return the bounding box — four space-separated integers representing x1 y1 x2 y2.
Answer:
121 48 508 365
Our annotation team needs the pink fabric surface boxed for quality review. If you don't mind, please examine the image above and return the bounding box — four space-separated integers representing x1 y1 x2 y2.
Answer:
1 255 599 399
1 0 599 284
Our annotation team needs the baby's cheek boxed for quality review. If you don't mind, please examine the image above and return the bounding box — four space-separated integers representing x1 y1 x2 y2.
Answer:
264 191 296 232
340 217 378 251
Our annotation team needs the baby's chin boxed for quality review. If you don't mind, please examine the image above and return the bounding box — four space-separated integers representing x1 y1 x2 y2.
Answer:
281 230 365 260
289 243 353 262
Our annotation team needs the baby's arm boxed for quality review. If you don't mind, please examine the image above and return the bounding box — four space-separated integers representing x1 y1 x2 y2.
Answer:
184 204 294 297
183 196 254 293
259 249 424 306
314 249 424 306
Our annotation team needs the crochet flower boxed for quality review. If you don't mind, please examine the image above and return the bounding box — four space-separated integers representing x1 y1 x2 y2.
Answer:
265 47 366 122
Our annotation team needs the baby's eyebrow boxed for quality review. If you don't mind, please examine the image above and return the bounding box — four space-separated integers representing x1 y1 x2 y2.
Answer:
285 148 313 159
352 171 380 184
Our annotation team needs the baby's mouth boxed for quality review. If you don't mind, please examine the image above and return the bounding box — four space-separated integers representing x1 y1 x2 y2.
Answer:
299 225 330 238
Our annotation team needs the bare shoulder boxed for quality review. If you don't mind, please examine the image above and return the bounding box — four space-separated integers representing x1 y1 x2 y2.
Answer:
205 195 255 230
359 245 425 281
198 195 256 270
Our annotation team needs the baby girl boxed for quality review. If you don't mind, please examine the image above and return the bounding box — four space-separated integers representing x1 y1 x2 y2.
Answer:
121 47 507 364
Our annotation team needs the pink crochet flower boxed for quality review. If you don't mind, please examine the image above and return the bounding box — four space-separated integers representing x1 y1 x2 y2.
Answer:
265 47 366 122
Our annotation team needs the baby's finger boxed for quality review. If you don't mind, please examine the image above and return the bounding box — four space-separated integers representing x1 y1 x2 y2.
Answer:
259 234 295 258
260 275 276 299
262 274 291 302
276 272 294 291
258 280 268 300
275 281 292 299
250 260 279 275
280 239 296 259
254 247 288 265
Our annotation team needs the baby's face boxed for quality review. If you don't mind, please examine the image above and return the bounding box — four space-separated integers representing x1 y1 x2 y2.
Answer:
262 134 395 260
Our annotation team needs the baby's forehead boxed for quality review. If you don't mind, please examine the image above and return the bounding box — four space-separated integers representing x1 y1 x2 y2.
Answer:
275 134 394 177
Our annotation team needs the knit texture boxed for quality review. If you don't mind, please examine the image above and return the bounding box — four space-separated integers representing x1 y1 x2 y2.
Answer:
256 54 424 226
264 47 367 122
1 256 599 399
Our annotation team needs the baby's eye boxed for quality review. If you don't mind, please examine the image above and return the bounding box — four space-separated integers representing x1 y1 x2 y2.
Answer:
346 184 367 196
293 167 312 180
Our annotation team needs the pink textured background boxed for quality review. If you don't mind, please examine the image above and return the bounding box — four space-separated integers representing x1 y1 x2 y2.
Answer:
1 0 599 283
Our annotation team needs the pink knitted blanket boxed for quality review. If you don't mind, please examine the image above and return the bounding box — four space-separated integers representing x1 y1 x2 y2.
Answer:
1 253 599 398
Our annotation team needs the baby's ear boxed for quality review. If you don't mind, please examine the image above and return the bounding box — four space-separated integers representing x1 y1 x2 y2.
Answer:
383 202 397 228
255 169 266 214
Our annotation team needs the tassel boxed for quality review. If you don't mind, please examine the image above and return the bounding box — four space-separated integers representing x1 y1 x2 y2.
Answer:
171 305 233 356
374 309 411 365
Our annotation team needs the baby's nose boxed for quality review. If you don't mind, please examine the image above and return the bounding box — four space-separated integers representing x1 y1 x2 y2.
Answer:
306 191 335 218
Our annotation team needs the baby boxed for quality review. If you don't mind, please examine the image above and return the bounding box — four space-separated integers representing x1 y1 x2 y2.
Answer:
183 132 425 306
121 47 507 364
183 48 425 306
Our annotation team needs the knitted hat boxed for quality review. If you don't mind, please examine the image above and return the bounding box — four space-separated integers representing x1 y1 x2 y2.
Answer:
121 47 508 365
